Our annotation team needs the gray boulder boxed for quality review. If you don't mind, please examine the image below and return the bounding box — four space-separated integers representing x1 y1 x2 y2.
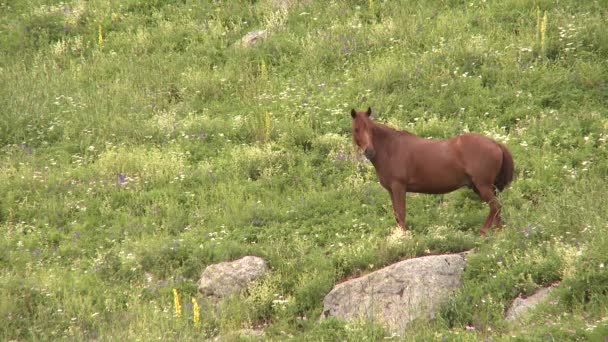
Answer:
238 30 268 47
197 256 269 299
321 254 466 334
213 329 265 341
505 284 558 321
270 0 300 10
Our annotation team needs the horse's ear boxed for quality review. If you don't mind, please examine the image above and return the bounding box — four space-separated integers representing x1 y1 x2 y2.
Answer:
350 109 357 118
366 107 372 117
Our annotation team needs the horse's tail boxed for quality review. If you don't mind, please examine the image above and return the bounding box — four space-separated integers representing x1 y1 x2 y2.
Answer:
495 143 514 192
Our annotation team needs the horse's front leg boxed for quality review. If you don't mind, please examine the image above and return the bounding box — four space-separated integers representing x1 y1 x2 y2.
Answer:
389 183 407 233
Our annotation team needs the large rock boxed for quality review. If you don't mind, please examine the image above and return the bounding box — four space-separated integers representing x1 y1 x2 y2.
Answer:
505 284 558 321
197 256 269 299
321 254 466 334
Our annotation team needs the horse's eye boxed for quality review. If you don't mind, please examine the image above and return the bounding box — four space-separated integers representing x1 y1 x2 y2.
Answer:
354 128 359 133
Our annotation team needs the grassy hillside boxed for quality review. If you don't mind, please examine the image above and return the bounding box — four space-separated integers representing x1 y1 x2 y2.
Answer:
1 0 607 340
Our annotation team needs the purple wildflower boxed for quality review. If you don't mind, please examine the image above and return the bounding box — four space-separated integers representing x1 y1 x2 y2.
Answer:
334 149 348 161
116 173 127 186
17 144 32 154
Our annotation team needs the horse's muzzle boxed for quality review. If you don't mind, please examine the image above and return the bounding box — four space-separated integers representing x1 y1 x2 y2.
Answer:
364 148 376 160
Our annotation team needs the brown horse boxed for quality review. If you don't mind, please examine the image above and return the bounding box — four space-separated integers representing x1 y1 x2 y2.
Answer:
351 107 514 235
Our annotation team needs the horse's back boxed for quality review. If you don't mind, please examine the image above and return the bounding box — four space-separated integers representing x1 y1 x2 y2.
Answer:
456 133 503 157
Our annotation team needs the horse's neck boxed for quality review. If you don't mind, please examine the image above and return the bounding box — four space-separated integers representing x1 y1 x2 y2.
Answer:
371 123 417 147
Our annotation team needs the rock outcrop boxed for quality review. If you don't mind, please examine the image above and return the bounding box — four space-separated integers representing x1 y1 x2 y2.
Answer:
321 253 466 334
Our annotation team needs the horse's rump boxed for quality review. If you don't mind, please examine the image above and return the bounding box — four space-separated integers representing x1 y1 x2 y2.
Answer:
494 143 514 192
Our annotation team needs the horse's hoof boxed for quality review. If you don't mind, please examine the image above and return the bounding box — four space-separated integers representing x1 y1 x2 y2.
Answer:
387 226 412 244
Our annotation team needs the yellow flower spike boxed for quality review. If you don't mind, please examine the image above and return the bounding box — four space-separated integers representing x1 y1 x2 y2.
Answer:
264 111 271 143
540 11 547 57
259 60 267 80
369 0 374 12
173 288 182 318
192 297 200 326
536 6 541 41
98 24 104 46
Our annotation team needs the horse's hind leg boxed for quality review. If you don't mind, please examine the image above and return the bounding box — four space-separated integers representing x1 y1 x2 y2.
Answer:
472 182 501 236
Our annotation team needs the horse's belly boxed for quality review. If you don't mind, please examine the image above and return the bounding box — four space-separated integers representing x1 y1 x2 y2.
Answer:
407 182 466 194
406 170 469 194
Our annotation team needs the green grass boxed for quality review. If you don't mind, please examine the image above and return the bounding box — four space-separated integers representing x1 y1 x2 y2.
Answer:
1 0 608 340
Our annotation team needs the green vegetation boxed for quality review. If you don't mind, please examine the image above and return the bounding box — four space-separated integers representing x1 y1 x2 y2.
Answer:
1 0 607 340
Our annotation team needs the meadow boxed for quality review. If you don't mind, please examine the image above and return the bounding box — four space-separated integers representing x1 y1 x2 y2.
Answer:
1 0 607 340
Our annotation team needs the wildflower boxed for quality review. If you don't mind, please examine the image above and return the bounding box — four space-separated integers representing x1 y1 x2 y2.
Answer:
98 24 103 46
192 297 200 325
173 288 182 318
17 143 32 154
259 60 267 80
264 111 271 143
536 7 541 41
540 11 547 56
116 173 127 187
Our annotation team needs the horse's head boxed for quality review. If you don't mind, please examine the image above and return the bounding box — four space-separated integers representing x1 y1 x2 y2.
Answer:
350 107 376 159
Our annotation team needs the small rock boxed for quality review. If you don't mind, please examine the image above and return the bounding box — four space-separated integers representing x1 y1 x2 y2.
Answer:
270 0 297 10
505 284 558 321
198 256 269 299
239 30 268 47
213 329 265 341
